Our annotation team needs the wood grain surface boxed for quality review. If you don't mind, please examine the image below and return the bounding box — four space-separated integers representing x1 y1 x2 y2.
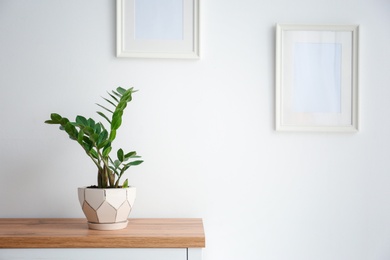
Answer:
0 218 205 248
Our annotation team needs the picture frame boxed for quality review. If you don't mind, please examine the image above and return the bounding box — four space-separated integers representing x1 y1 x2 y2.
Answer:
116 0 200 59
275 24 359 132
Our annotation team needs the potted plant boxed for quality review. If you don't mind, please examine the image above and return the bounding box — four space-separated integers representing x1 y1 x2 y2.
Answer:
45 87 143 230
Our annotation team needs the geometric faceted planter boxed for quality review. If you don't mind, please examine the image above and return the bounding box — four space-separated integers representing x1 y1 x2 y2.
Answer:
77 186 136 230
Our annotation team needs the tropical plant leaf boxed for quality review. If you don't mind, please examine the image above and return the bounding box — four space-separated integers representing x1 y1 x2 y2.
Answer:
77 129 84 143
117 149 124 162
102 97 116 108
122 178 129 188
123 152 141 161
118 102 127 111
109 129 116 141
82 126 95 136
75 115 88 126
82 138 93 152
87 118 95 129
64 123 78 139
116 87 126 95
94 123 101 134
90 133 99 143
50 113 62 122
112 90 121 98
124 151 136 158
114 160 121 168
122 89 133 101
60 118 70 126
102 146 112 157
97 130 108 146
97 140 109 150
120 164 130 173
111 115 122 131
107 91 119 103
96 103 113 114
127 160 143 166
90 149 99 159
97 111 111 124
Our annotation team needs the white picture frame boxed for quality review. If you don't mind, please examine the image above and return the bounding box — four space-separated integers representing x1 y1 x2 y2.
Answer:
116 0 200 59
275 24 359 132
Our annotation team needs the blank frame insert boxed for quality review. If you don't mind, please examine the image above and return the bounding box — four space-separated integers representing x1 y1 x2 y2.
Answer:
135 0 183 40
293 43 342 113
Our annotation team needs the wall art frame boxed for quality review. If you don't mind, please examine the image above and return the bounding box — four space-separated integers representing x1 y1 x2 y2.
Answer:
116 0 200 59
275 24 359 132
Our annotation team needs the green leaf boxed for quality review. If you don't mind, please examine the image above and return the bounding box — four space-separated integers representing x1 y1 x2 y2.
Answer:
87 118 95 129
83 139 93 151
64 123 78 139
111 112 123 130
102 146 112 157
77 129 84 143
114 160 121 168
96 103 114 114
90 133 99 142
90 149 99 159
97 130 108 146
102 97 117 108
97 111 111 124
112 90 121 98
75 115 88 126
107 91 119 103
116 87 126 95
60 118 70 126
122 179 129 188
117 149 124 162
123 151 141 161
127 160 143 166
121 164 130 173
124 151 136 159
94 123 101 134
50 113 62 122
117 102 127 111
111 118 122 131
121 89 133 102
83 126 95 136
109 129 116 141
97 140 109 149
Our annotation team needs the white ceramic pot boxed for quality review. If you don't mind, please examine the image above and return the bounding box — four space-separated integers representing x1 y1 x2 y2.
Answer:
77 186 136 230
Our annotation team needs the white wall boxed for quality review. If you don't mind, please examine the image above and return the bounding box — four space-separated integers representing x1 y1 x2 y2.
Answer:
1 0 390 259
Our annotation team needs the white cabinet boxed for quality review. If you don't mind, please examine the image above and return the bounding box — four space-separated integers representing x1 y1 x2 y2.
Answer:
0 248 203 260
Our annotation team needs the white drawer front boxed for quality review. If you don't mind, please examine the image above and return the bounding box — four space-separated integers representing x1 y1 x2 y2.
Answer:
0 248 187 260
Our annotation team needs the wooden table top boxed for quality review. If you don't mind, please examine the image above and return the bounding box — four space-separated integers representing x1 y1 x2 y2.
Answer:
0 218 205 248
